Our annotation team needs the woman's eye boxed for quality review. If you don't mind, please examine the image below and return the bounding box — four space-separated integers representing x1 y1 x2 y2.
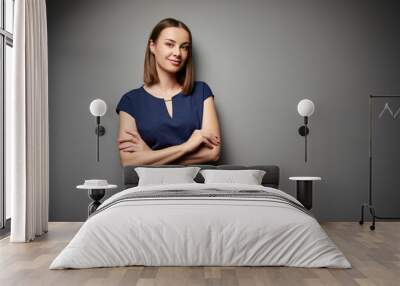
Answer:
166 43 173 47
182 46 189 51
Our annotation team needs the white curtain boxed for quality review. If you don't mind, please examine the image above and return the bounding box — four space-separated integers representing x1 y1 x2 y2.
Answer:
7 0 49 242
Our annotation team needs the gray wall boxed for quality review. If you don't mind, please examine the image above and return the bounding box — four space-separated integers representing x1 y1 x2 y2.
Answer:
48 0 400 221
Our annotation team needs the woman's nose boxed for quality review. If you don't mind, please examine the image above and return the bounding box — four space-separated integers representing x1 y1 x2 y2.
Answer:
173 47 181 57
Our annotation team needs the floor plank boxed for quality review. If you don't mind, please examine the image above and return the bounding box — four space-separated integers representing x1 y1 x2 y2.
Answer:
0 222 399 286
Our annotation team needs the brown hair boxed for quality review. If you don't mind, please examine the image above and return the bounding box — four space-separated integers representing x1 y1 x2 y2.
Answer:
143 18 194 95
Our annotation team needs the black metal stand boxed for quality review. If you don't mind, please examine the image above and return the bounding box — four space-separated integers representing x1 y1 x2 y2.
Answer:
359 95 400 231
296 181 313 210
88 189 105 216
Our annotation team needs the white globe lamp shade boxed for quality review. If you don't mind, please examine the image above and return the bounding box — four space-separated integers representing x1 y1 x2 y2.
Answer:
90 99 107 117
297 99 315 117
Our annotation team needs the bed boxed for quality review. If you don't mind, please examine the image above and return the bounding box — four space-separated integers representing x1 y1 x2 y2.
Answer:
50 164 351 269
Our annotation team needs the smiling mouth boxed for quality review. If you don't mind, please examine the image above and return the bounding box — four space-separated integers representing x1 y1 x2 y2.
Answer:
169 59 181 65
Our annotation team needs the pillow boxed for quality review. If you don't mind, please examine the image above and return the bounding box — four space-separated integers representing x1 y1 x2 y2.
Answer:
135 167 201 186
200 169 266 185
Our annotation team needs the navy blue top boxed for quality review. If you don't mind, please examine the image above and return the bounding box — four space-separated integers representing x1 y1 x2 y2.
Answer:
116 81 214 150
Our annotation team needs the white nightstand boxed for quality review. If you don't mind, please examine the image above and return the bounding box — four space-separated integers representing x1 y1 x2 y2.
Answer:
289 177 321 210
77 180 117 216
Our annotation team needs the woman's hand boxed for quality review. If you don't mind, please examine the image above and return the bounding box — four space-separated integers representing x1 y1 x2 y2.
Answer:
182 129 220 153
118 129 152 152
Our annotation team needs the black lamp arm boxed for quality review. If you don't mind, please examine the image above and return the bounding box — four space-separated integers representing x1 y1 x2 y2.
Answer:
94 116 106 162
297 116 310 162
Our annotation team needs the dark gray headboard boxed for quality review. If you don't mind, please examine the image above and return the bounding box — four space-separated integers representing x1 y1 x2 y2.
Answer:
123 165 279 189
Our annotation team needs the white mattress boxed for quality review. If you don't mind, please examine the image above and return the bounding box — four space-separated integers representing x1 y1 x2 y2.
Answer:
50 183 351 269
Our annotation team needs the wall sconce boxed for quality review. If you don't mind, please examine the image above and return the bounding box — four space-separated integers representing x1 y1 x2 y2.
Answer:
297 99 315 162
89 99 107 162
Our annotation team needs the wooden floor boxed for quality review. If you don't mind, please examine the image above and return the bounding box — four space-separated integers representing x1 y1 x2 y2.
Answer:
0 222 399 286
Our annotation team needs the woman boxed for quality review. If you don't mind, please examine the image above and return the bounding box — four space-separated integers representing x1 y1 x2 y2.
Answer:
116 18 221 166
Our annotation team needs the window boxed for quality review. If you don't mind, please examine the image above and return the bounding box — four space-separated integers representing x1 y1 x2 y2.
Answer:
1 0 14 230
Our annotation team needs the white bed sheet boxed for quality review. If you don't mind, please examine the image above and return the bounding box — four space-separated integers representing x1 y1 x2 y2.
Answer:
50 183 351 269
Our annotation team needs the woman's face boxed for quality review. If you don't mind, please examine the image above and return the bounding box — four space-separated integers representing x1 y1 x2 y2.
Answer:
150 27 190 74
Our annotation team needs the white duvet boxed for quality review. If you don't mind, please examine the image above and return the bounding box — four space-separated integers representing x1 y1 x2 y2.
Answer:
50 183 351 269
